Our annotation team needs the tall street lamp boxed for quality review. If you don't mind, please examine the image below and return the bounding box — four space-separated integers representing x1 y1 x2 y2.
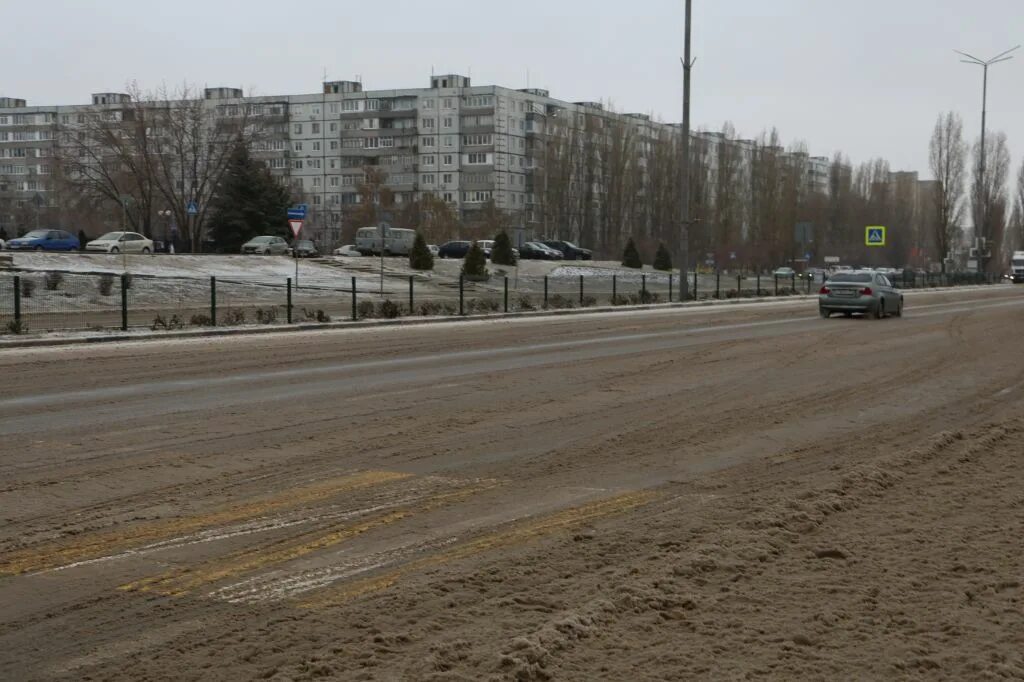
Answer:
955 45 1019 266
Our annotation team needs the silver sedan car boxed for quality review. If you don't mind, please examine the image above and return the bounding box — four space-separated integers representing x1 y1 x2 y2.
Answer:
819 270 903 319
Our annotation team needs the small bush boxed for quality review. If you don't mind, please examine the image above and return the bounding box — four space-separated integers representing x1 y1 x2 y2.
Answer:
222 309 246 326
378 299 402 319
516 294 536 311
151 314 184 331
409 232 434 271
255 307 278 324
4 319 27 335
611 294 630 306
467 298 500 314
462 242 488 279
189 313 213 327
417 300 457 316
491 231 517 266
20 279 35 298
580 295 598 308
545 294 576 310
44 272 64 291
300 308 331 323
98 274 115 296
357 300 377 319
653 243 673 271
621 237 643 269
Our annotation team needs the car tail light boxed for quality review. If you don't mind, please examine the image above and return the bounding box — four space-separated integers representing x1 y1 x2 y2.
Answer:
859 287 873 295
819 286 830 294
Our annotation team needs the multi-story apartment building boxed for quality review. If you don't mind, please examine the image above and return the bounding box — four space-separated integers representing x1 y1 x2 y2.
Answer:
0 73 840 249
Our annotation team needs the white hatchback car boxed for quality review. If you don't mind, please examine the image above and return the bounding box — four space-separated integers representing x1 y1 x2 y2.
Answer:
86 231 155 254
333 244 362 257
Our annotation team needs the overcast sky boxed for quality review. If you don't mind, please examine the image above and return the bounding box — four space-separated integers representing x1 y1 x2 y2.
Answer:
3 0 1022 180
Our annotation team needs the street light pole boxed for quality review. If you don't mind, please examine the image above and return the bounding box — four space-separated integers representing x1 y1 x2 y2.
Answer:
679 0 695 302
955 45 1019 271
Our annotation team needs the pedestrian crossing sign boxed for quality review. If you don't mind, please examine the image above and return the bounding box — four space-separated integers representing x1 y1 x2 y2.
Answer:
866 226 886 247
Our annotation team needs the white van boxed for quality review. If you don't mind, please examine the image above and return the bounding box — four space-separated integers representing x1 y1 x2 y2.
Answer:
355 226 417 256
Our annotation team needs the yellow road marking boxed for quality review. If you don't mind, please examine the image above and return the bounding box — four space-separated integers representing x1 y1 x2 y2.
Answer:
2 470 411 576
120 481 497 596
298 489 660 608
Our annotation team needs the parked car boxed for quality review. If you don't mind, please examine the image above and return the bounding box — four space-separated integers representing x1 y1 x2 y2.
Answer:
438 240 472 259
476 240 495 258
241 236 290 255
7 229 80 252
291 239 320 258
85 231 154 254
519 242 564 260
333 244 362 257
773 266 796 279
354 226 416 256
541 240 592 260
428 244 440 257
820 270 903 319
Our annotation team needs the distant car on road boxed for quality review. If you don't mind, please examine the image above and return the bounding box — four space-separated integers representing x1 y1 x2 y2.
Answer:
86 231 153 254
519 242 564 260
819 270 903 319
7 229 80 252
354 226 416 256
241 236 290 255
333 244 362 257
438 241 472 259
291 239 320 258
773 266 796 279
542 240 592 260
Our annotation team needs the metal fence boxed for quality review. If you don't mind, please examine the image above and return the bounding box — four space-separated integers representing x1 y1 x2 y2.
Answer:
0 268 1002 336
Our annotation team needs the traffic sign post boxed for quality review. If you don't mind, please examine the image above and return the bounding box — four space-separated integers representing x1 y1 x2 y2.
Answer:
865 226 886 247
288 215 304 288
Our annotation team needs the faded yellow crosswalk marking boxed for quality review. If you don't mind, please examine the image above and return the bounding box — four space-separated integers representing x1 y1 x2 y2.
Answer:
120 481 497 597
298 489 661 608
2 470 411 576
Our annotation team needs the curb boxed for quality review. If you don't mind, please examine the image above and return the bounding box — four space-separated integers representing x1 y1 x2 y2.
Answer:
0 284 1006 350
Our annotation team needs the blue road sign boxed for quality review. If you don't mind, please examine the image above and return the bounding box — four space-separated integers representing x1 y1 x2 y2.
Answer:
287 205 307 221
186 200 199 216
865 226 886 247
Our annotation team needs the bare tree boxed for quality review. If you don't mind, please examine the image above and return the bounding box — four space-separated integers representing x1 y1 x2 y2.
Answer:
1013 160 1024 254
971 131 1011 271
928 112 967 270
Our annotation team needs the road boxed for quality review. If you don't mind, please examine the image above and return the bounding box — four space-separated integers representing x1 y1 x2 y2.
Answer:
2 287 1024 680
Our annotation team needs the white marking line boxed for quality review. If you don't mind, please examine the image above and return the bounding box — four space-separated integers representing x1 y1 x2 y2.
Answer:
8 294 1021 411
211 536 462 604
29 484 449 576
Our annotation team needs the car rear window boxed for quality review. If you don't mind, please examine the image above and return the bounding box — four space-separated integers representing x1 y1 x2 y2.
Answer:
829 273 872 283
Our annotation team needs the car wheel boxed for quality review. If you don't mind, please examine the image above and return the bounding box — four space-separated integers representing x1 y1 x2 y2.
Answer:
819 307 830 319
142 247 151 254
843 311 853 318
895 299 903 317
34 246 43 252
110 247 119 254
875 300 885 319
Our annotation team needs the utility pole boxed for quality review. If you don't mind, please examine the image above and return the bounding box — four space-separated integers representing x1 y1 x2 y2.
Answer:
955 45 1019 273
679 0 695 301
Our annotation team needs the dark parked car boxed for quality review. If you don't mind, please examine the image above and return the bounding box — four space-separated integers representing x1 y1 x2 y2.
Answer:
291 239 320 258
519 241 564 260
6 229 80 251
542 240 592 260
438 240 472 259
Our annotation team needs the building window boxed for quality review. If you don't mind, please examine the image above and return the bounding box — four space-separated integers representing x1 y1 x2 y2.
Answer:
366 137 380 149
294 141 303 152
312 105 321 115
421 136 436 148
329 103 339 114
312 141 321 151
294 123 303 134
443 117 453 128
423 99 434 109
463 134 492 146
443 98 454 109
467 153 488 164
421 118 435 129
313 177 322 186
329 140 339 150
312 123 320 134
310 159 322 169
365 99 380 111
422 155 436 166
421 174 435 185
444 136 454 147
342 138 364 148
443 154 454 166
342 100 360 112
379 137 394 148
329 122 337 132
293 160 303 169
462 190 491 203
442 173 453 184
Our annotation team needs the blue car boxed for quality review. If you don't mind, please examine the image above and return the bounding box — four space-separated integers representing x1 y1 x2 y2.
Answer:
6 229 80 251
